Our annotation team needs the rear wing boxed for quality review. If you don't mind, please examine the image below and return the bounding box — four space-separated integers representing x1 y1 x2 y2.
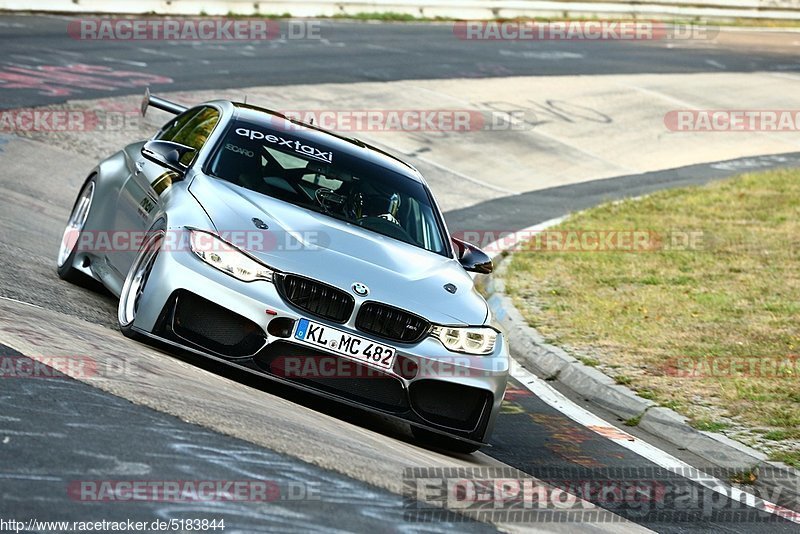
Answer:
141 87 188 116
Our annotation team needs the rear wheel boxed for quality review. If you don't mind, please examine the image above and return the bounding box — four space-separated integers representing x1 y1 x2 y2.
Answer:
118 225 164 337
411 426 482 454
57 176 96 283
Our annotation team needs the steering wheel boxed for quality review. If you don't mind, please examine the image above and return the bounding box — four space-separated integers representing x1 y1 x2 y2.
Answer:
376 213 400 225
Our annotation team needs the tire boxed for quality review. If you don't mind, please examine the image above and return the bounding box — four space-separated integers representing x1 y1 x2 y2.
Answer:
118 221 165 338
56 175 96 283
411 426 482 454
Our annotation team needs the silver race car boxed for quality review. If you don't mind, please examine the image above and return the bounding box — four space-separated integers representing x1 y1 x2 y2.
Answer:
57 90 509 452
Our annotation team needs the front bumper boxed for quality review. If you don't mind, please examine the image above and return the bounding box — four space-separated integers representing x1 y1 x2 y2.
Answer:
131 242 509 445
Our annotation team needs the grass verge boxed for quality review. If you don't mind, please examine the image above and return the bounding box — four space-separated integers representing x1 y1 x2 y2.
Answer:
504 168 799 464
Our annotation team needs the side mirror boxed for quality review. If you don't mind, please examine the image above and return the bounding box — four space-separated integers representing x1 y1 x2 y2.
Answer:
452 237 493 274
141 140 196 175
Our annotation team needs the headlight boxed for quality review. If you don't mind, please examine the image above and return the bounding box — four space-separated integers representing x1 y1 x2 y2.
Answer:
431 326 498 355
188 229 274 282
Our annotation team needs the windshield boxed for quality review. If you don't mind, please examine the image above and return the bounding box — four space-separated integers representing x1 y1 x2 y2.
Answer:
207 120 448 255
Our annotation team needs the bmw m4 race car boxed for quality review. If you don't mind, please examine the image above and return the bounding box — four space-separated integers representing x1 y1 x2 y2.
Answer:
56 90 509 452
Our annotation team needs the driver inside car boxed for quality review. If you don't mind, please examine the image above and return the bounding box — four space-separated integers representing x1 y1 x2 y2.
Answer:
349 191 402 225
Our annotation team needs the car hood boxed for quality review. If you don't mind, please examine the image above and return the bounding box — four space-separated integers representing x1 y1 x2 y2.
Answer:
189 174 488 325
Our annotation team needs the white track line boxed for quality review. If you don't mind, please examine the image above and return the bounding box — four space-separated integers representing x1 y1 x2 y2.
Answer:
510 360 800 524
484 219 800 523
0 295 42 309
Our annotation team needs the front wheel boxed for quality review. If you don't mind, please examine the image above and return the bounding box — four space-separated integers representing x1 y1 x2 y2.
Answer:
411 426 482 454
118 225 164 337
57 176 96 283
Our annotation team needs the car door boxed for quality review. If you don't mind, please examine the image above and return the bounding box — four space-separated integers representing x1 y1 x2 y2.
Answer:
110 106 221 276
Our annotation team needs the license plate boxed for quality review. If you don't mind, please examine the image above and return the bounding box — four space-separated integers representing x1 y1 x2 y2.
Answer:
293 318 396 371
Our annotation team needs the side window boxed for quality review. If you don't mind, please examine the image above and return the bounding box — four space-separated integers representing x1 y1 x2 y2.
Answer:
157 110 195 142
158 107 221 165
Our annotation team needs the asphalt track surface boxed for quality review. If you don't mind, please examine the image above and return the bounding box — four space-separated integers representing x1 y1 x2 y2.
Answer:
1 13 800 534
2 15 800 110
0 341 492 533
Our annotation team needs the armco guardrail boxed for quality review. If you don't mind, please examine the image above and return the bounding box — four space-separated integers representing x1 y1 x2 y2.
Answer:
2 0 800 22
